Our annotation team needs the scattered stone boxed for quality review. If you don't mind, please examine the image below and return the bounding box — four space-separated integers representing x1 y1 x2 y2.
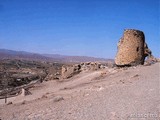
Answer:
61 64 81 79
20 88 32 96
45 92 50 95
132 74 139 78
144 56 158 66
119 80 125 84
80 62 101 71
21 88 26 96
6 101 13 105
61 62 107 79
21 100 26 105
53 96 64 102
68 112 72 114
41 95 48 99
97 86 104 91
83 93 89 97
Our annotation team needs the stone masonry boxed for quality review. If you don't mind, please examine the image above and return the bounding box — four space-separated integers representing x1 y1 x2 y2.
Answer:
115 29 146 66
61 62 102 79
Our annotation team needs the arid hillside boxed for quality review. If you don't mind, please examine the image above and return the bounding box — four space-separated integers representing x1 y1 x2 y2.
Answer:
0 59 63 90
0 61 159 120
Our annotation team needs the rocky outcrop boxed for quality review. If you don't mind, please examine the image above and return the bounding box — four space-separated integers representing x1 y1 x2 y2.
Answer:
61 62 104 79
80 62 101 71
144 43 152 58
115 29 153 66
61 64 81 79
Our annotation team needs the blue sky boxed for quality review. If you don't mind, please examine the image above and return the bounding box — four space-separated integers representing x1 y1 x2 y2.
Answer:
0 0 159 58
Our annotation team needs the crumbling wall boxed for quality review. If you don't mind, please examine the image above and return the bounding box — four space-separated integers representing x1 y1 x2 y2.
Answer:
80 62 101 71
61 64 81 79
61 62 102 79
115 29 145 66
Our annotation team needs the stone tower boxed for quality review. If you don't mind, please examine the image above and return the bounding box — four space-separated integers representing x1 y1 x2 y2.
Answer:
115 29 145 66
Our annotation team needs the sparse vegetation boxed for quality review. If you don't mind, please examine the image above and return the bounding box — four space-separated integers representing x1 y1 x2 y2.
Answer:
0 59 63 90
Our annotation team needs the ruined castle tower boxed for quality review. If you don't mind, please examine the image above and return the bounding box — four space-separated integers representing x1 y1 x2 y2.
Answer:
115 29 145 66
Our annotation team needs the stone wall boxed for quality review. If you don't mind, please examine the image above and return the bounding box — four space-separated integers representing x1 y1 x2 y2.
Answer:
115 29 145 66
61 62 103 79
61 64 81 79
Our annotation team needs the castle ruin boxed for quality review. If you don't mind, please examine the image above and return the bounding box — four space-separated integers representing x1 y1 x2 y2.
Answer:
115 29 152 66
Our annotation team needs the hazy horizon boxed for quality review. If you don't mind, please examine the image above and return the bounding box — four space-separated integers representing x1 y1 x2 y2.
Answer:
0 48 114 59
0 0 159 58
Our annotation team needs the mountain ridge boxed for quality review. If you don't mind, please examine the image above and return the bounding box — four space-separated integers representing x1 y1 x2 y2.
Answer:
0 49 113 63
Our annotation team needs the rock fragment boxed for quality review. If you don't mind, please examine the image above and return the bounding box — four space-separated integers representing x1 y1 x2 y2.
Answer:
53 96 64 102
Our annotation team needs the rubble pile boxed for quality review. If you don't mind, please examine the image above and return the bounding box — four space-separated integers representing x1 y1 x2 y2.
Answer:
61 62 106 79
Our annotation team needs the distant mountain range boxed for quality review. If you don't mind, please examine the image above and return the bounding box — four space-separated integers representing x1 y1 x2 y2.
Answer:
0 49 113 63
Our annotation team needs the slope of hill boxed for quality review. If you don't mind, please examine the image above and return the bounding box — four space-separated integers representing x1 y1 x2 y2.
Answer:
0 61 159 120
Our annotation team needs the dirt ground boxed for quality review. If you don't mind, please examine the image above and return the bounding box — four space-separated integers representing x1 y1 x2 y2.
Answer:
0 62 159 120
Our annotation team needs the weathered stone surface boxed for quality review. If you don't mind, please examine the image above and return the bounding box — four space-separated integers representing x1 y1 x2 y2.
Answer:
80 62 101 71
115 29 146 66
144 42 152 58
53 96 64 102
6 101 13 105
21 88 26 96
61 62 105 79
61 64 81 79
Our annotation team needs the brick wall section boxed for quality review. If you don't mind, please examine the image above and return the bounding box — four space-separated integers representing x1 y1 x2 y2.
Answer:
115 29 145 66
